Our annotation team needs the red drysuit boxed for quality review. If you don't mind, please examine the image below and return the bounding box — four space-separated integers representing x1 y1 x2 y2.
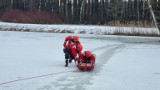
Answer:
79 52 96 63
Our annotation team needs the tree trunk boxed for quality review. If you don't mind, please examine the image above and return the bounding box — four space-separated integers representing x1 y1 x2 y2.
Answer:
11 0 13 8
148 0 159 33
80 0 85 22
23 0 26 10
38 0 42 11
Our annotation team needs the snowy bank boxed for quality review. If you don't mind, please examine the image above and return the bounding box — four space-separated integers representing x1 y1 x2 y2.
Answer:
0 22 159 35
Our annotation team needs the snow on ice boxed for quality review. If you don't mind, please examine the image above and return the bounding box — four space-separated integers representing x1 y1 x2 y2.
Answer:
0 22 160 90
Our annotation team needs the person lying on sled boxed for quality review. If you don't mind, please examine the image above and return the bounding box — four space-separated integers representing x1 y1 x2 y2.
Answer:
77 50 96 65
63 35 83 67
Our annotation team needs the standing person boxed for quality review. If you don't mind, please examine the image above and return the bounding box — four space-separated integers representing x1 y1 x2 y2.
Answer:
63 35 83 67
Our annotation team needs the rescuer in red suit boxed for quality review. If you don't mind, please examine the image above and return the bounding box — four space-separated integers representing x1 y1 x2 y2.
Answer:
63 35 83 67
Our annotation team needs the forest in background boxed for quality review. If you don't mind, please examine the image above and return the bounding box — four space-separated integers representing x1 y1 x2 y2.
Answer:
0 0 159 27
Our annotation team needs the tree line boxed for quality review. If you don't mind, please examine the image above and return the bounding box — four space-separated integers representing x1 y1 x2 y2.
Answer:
0 0 159 26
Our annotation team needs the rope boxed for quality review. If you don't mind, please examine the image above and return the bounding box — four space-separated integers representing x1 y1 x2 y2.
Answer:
0 70 75 86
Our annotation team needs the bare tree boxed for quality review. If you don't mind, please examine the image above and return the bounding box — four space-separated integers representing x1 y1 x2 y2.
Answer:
11 0 13 8
80 0 85 22
148 0 159 32
0 0 158 26
38 0 42 11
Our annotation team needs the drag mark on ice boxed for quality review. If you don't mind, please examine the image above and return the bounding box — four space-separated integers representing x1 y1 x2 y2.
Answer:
0 70 76 86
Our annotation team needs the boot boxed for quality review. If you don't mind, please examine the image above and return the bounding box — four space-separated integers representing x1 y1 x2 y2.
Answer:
65 60 68 67
69 59 72 63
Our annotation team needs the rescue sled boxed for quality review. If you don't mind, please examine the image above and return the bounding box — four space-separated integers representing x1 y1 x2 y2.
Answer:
76 61 95 71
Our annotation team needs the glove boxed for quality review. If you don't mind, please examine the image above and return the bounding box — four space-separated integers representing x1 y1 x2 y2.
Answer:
63 47 66 53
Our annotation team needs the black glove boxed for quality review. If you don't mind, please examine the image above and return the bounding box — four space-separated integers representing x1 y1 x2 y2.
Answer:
63 47 66 53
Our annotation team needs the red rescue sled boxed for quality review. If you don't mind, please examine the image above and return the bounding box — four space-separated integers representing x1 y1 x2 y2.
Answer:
76 61 95 71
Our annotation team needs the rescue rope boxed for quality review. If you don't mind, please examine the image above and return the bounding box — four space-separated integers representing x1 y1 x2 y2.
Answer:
0 70 75 86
